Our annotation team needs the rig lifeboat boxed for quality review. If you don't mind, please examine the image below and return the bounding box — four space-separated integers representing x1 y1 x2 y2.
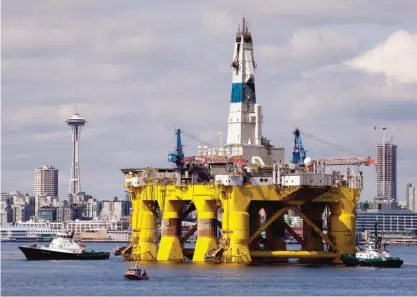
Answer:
124 262 149 280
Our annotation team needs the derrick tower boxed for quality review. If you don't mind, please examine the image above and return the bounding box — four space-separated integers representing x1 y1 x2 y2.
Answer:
225 18 284 165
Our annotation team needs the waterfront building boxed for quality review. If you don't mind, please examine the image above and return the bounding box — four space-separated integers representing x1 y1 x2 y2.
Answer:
38 207 57 221
16 218 129 233
356 209 417 233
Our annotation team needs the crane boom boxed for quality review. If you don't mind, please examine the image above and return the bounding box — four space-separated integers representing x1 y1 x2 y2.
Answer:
181 130 213 148
308 157 376 167
298 129 377 167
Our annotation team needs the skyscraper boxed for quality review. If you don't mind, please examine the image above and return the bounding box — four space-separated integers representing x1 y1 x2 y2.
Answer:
406 183 417 212
34 165 58 198
66 113 87 204
34 165 58 215
375 132 397 202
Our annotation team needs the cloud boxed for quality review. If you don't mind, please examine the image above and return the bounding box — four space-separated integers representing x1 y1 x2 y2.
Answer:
347 30 417 84
257 27 359 75
2 0 417 204
224 0 417 22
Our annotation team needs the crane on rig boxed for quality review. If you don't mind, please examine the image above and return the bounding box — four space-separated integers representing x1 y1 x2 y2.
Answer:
294 128 377 167
168 129 185 169
167 128 218 166
291 128 307 166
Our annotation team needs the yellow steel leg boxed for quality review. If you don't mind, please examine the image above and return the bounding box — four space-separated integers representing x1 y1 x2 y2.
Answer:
128 191 141 261
137 200 157 261
193 199 218 262
221 187 251 264
157 200 184 262
329 188 359 263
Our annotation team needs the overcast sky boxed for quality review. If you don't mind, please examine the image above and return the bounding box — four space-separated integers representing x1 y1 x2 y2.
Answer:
2 0 417 202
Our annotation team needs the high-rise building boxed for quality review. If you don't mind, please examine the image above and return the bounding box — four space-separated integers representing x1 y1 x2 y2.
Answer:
34 166 59 198
86 198 100 218
56 203 73 222
375 132 397 202
406 183 417 212
66 112 87 204
100 197 125 221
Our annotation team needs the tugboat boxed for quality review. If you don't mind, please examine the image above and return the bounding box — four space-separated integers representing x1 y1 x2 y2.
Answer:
341 223 403 268
123 261 149 280
18 231 110 261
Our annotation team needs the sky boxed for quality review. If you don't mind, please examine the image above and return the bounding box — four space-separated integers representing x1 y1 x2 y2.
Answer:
2 0 417 202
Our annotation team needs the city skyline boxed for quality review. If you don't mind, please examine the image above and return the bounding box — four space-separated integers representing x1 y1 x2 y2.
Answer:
2 1 417 202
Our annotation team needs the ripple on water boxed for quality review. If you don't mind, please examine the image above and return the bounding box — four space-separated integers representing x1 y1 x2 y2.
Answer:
1 242 417 296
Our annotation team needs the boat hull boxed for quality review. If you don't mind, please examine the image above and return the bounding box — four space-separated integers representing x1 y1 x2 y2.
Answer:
18 246 110 261
341 254 403 268
124 272 149 280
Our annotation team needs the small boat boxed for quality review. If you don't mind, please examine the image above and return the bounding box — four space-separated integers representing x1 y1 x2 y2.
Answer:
341 222 403 268
123 262 149 280
18 231 110 261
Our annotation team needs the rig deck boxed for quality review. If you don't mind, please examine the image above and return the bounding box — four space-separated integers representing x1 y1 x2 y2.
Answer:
120 165 361 264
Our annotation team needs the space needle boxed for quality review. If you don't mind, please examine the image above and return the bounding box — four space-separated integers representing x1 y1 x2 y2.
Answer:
66 112 87 203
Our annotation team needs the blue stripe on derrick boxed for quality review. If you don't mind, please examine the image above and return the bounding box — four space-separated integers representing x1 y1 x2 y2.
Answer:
231 83 244 103
230 82 256 103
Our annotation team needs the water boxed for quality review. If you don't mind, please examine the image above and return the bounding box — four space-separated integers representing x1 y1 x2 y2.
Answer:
1 242 417 296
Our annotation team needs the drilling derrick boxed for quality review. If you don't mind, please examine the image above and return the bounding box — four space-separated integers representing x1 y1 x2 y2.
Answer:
121 18 363 265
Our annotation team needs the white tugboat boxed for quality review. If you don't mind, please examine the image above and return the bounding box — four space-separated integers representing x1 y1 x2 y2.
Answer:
341 223 403 268
18 231 110 260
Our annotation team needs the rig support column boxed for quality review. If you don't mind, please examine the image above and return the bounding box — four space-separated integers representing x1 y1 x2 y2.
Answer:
129 191 140 260
265 206 288 263
249 205 261 250
301 204 326 252
135 200 157 261
222 187 251 264
330 188 358 263
193 199 218 262
157 200 184 262
298 203 325 264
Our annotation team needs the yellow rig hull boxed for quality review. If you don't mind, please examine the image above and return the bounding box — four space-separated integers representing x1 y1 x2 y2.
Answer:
125 179 360 264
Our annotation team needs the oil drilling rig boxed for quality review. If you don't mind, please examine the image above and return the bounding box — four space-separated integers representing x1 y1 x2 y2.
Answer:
119 18 376 264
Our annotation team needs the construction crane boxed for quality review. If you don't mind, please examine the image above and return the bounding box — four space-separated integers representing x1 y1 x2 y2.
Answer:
297 129 377 167
291 128 307 166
